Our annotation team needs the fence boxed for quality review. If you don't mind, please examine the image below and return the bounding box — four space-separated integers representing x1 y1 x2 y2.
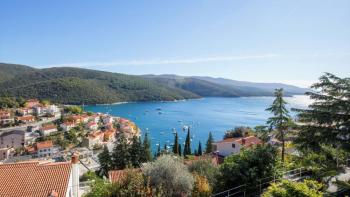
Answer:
212 167 310 197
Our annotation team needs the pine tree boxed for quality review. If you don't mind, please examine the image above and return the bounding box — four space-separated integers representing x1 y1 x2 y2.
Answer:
198 141 203 155
266 88 291 163
178 144 182 156
205 132 214 153
112 135 131 170
184 127 191 155
173 132 179 155
98 145 111 176
294 73 350 152
141 133 152 162
130 136 142 167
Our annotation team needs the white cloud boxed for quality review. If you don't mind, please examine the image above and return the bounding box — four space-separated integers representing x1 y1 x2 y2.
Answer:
39 54 279 68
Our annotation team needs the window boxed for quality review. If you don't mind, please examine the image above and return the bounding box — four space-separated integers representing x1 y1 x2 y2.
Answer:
232 143 235 148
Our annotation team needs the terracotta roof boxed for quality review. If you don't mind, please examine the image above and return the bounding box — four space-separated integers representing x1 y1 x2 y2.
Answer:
0 162 72 197
89 131 103 139
36 141 53 149
214 136 262 147
41 124 57 131
16 115 35 121
108 169 141 183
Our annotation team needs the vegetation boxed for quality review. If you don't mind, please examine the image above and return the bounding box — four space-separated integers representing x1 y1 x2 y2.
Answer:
223 126 253 139
266 88 292 163
143 155 194 196
183 128 192 157
217 144 281 192
188 158 219 188
98 146 112 177
172 132 179 155
262 179 324 197
0 96 25 109
64 106 83 114
205 132 214 154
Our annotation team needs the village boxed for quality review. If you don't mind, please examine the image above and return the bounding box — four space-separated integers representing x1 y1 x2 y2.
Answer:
0 99 140 169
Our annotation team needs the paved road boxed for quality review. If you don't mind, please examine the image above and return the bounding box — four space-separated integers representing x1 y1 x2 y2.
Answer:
0 116 60 133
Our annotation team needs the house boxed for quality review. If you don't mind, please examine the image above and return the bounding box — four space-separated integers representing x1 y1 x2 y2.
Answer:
16 108 33 116
25 99 41 108
0 154 80 197
82 131 104 149
102 116 114 124
90 114 101 123
0 130 25 149
80 114 90 123
60 121 76 132
86 121 98 131
104 129 116 143
16 115 35 124
212 136 263 157
108 169 142 183
47 104 60 116
40 124 58 136
0 110 13 125
0 147 15 161
27 140 54 158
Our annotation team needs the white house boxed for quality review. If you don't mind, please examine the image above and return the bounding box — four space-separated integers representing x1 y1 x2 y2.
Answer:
212 136 263 157
40 124 58 136
86 121 98 131
60 122 76 132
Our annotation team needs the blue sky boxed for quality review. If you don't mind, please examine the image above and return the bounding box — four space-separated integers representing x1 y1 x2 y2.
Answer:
0 0 349 87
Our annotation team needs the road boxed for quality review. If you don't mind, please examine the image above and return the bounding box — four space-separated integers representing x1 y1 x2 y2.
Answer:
0 116 61 133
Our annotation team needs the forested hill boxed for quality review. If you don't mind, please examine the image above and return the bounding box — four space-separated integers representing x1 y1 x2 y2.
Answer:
0 63 199 104
0 63 308 104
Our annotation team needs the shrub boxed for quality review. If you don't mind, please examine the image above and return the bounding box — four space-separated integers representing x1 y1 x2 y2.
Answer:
262 179 324 197
142 155 194 196
192 173 212 197
188 158 219 187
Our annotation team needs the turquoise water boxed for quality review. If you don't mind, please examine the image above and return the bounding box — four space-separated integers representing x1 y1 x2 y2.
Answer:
84 96 311 152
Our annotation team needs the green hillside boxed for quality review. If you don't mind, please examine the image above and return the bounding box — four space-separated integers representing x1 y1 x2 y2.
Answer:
0 63 199 104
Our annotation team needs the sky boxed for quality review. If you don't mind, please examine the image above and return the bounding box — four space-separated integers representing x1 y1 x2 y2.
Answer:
0 0 349 87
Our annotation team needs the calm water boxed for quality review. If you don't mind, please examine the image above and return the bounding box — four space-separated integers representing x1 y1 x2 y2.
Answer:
84 96 311 152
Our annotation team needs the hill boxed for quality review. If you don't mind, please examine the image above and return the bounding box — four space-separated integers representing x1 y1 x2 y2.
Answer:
0 63 199 104
0 63 308 104
143 75 308 97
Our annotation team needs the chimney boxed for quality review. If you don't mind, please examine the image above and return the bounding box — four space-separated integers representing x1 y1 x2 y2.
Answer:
71 153 80 197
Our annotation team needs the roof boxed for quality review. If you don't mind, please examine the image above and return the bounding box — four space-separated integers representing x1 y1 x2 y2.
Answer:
36 141 53 149
108 169 141 183
213 136 263 147
0 161 72 197
88 131 103 139
41 124 57 131
16 115 35 121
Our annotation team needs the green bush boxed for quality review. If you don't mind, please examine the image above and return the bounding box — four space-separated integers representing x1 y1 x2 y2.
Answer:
262 179 324 197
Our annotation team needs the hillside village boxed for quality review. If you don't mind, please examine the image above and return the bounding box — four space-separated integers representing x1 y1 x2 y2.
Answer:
0 98 139 165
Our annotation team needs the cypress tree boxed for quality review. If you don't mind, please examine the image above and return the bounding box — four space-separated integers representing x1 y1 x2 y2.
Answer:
198 141 203 155
184 127 191 155
98 145 111 176
112 135 131 170
130 136 142 167
205 132 214 153
266 88 291 163
178 144 182 156
156 144 161 157
173 132 179 154
142 133 152 162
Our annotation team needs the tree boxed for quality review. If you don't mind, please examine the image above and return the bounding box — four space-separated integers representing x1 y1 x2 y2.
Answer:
64 106 83 114
142 155 194 196
192 173 212 197
112 135 131 170
179 144 182 156
130 136 142 167
156 143 161 157
294 73 350 152
217 144 280 191
262 179 324 197
266 88 291 163
188 158 219 187
98 146 112 177
198 142 203 156
141 133 152 162
205 132 214 154
224 126 252 139
173 132 179 155
184 127 192 156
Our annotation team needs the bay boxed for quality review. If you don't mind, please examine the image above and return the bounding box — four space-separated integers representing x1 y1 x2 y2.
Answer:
84 96 311 152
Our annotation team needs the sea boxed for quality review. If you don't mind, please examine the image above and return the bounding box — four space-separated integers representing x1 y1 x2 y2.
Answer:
84 96 312 152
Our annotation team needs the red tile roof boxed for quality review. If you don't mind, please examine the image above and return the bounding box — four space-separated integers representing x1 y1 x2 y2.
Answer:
36 140 53 149
0 162 72 197
214 136 262 147
108 169 141 183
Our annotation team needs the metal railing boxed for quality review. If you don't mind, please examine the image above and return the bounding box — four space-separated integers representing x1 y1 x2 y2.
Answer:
212 167 310 197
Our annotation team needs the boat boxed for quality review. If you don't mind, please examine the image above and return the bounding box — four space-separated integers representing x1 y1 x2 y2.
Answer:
156 107 162 111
